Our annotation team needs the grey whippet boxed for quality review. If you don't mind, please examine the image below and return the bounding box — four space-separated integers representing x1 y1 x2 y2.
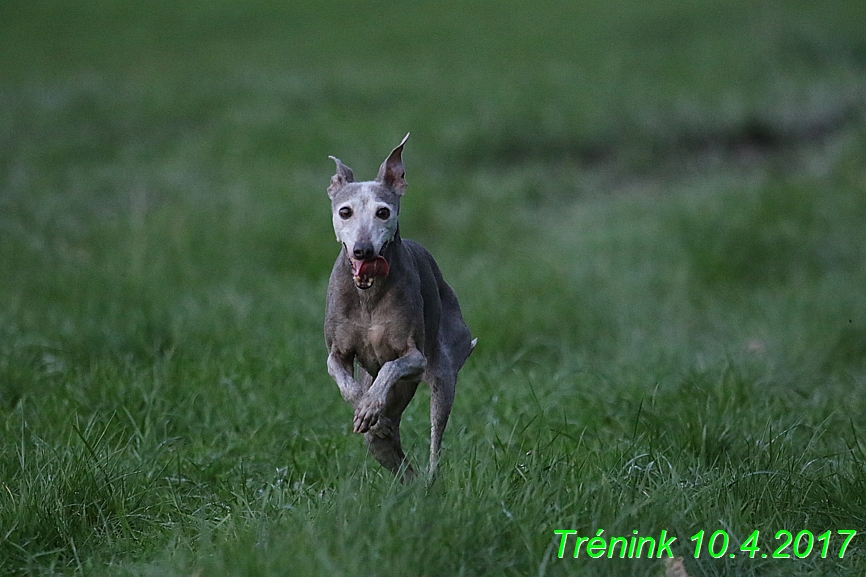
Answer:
324 134 475 480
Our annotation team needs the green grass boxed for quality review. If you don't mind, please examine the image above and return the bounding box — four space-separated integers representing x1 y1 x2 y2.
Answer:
2 0 866 575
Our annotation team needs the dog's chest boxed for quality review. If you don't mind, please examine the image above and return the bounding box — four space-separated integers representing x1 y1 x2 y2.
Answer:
367 323 388 348
350 319 401 376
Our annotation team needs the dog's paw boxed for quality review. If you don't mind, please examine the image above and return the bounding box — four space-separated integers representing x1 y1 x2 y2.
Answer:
353 395 385 433
368 415 395 439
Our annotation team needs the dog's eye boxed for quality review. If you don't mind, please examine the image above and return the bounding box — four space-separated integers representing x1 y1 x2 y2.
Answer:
375 207 390 220
339 207 353 219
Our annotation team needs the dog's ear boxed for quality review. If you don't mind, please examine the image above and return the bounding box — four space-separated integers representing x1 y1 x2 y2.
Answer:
327 156 355 199
376 133 409 196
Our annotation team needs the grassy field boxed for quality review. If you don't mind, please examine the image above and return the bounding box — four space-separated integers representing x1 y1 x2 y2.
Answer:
2 0 866 575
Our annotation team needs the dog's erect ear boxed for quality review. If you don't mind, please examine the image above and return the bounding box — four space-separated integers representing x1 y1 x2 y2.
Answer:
327 156 355 199
376 133 410 196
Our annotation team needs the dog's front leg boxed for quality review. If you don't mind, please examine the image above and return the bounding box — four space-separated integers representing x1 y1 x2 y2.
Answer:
353 348 426 433
327 352 365 407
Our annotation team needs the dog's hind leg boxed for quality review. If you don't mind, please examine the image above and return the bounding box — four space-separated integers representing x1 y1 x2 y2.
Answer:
428 371 457 475
364 379 419 482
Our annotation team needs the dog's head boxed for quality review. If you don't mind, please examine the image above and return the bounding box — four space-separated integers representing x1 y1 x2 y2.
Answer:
327 133 409 289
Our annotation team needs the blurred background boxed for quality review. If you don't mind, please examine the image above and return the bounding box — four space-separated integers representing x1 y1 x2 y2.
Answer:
2 0 864 360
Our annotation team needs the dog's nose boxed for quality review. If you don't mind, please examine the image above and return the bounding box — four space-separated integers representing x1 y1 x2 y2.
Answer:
353 243 375 260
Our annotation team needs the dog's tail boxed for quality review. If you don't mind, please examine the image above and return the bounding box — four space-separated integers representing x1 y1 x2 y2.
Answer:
469 338 478 355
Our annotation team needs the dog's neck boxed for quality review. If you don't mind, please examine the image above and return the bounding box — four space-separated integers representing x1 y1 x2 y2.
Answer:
373 228 402 283
382 226 401 258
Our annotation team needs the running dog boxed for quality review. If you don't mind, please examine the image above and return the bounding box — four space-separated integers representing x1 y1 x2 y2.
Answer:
324 134 475 480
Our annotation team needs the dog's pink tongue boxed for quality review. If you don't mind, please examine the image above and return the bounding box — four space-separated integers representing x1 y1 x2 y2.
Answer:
352 256 389 280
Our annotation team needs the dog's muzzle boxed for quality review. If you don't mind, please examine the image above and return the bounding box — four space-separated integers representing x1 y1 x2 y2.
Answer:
350 256 389 289
347 241 391 290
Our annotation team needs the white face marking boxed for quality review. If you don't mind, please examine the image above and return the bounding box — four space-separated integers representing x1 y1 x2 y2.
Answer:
332 183 398 256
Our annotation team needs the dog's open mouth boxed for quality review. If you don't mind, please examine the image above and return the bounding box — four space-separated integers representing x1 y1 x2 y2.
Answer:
351 256 390 289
